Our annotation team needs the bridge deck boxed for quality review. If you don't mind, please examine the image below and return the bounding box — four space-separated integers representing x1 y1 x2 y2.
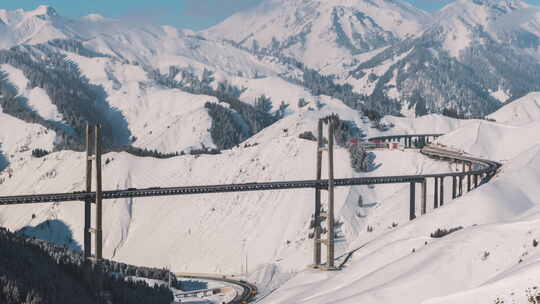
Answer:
0 140 501 205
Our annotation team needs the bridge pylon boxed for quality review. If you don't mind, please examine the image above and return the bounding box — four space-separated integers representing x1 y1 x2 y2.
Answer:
84 125 93 259
312 115 339 271
83 123 104 261
313 119 323 268
95 125 103 260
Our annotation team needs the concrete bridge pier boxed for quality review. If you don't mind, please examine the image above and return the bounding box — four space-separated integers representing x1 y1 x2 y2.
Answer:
421 179 427 215
410 182 416 221
434 178 439 209
459 176 464 196
439 177 444 206
452 176 457 199
410 180 427 220
474 174 478 188
467 174 472 192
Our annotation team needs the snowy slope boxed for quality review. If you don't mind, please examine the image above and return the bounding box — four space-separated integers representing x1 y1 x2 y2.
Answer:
0 64 63 122
65 53 217 153
0 62 58 156
489 92 540 126
257 96 540 304
229 76 312 111
435 0 532 57
439 120 540 161
0 109 56 156
379 114 477 135
81 24 282 78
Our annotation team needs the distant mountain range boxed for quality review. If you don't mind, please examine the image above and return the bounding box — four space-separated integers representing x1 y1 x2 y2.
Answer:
207 0 540 116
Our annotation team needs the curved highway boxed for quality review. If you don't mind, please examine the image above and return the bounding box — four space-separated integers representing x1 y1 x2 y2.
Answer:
175 273 257 304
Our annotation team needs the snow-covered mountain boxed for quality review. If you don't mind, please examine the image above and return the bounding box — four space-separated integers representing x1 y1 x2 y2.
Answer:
202 0 540 117
435 0 534 57
204 0 431 74
0 5 82 48
0 5 287 79
345 0 540 117
2 2 540 120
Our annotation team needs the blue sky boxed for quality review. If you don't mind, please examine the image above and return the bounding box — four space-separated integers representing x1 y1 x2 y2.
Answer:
3 0 540 30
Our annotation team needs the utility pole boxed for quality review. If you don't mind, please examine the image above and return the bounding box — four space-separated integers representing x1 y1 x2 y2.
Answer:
95 125 103 260
84 124 93 259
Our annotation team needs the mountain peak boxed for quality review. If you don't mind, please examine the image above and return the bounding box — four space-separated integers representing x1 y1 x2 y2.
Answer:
204 0 430 72
443 0 529 12
436 0 527 30
82 13 106 22
31 5 58 17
